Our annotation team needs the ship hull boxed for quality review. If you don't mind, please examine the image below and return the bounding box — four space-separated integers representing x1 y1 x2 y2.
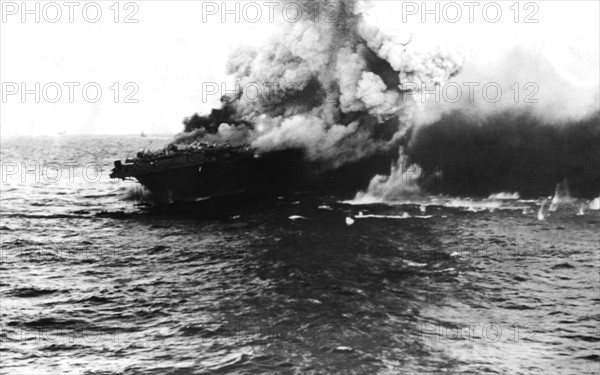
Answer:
112 148 398 203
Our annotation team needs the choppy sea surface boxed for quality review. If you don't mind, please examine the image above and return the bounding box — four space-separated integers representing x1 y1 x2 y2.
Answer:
1 136 599 375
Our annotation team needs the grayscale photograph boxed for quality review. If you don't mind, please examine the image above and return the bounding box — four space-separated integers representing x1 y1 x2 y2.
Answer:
1 1 599 374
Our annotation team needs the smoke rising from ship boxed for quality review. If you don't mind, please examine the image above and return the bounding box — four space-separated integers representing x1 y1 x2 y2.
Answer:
175 0 599 198
175 0 463 166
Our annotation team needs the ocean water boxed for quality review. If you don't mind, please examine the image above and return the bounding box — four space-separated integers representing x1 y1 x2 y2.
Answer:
1 136 599 374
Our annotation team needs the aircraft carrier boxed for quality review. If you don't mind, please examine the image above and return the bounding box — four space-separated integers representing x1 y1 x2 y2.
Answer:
110 138 398 204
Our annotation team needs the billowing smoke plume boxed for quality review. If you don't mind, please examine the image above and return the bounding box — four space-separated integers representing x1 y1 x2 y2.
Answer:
174 0 463 169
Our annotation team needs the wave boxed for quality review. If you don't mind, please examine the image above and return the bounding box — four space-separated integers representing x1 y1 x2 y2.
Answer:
488 192 520 200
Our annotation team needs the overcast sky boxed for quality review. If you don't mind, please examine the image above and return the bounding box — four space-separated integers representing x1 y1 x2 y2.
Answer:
1 0 598 136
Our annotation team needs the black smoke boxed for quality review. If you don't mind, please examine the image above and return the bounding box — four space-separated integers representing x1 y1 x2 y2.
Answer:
406 111 600 198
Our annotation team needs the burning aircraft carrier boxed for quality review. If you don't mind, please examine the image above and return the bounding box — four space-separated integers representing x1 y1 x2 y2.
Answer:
111 0 599 203
109 0 459 202
110 101 402 202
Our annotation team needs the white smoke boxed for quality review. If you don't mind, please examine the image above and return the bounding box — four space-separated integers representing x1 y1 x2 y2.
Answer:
185 0 463 168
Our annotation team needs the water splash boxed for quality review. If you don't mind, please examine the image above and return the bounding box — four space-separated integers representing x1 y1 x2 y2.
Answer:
538 200 547 221
353 153 423 202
